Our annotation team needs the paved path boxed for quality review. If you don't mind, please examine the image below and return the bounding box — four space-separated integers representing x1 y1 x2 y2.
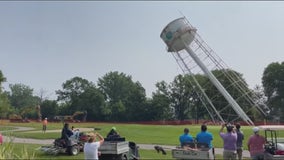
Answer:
1 126 251 158
3 136 250 158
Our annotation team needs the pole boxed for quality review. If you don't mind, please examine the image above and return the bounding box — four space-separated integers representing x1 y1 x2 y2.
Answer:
183 42 254 125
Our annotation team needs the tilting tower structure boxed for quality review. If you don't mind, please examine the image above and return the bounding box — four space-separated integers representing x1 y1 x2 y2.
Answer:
160 17 270 125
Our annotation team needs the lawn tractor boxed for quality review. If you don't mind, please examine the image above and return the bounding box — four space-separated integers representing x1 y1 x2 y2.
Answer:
39 132 88 156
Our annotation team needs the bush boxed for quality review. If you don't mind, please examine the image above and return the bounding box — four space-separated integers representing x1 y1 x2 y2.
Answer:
0 135 35 159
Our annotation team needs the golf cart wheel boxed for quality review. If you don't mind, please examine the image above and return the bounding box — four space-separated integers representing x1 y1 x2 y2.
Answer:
118 153 128 160
67 145 79 155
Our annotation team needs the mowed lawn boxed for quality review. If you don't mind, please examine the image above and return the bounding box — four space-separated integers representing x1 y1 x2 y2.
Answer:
1 142 176 159
0 120 280 159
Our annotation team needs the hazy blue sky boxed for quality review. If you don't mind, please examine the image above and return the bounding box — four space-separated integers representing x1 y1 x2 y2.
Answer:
1 1 284 99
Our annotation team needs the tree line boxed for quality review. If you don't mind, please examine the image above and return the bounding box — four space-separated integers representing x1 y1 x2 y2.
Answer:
0 61 284 123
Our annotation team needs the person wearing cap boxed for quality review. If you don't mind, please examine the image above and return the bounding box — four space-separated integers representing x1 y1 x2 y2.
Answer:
179 128 194 147
42 117 48 133
84 132 104 160
247 127 266 160
196 124 214 159
235 123 244 160
107 126 120 138
219 123 237 160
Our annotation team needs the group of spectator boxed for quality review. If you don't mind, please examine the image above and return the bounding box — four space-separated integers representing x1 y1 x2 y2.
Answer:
179 123 267 160
179 124 214 159
41 119 267 160
60 123 121 160
219 123 244 160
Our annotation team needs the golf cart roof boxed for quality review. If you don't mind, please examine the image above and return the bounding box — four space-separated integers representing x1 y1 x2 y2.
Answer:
258 125 284 131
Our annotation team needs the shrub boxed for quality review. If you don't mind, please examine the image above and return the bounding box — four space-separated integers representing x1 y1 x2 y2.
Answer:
0 135 35 159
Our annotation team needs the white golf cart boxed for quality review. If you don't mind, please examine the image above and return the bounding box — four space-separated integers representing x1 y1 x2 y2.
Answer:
154 142 213 160
258 125 284 160
171 142 213 160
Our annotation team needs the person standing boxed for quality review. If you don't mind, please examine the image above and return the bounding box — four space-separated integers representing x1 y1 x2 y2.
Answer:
179 128 194 147
42 117 48 133
196 124 214 160
0 132 3 145
247 127 266 160
235 123 244 160
219 123 237 160
84 132 104 160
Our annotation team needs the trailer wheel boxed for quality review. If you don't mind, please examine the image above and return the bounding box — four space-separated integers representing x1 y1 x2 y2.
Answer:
67 145 79 155
118 153 128 160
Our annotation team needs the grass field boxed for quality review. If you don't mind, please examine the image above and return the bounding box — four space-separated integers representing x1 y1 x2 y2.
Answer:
0 120 278 159
1 142 176 159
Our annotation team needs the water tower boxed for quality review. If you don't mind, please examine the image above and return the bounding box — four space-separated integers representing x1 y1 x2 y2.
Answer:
160 17 270 125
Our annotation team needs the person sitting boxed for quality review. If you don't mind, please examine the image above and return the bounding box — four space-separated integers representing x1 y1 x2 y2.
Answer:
196 124 213 149
70 126 80 139
196 124 214 159
107 126 120 139
61 123 74 140
179 128 194 147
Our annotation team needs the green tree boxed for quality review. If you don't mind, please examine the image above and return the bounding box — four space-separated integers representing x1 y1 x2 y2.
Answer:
262 62 284 122
40 99 58 119
8 84 37 109
156 69 255 123
56 77 93 104
97 71 147 122
149 90 173 121
185 74 211 121
0 92 11 118
0 70 11 118
56 76 94 114
75 86 105 121
252 85 268 120
7 83 38 118
170 74 205 121
56 76 105 121
155 75 202 121
0 70 6 92
199 69 257 122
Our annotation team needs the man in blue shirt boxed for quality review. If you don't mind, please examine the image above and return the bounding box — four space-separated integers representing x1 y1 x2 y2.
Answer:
196 124 214 160
179 128 193 147
196 124 213 148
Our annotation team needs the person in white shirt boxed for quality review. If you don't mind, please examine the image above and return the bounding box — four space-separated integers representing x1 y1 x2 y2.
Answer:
84 132 104 160
70 126 80 139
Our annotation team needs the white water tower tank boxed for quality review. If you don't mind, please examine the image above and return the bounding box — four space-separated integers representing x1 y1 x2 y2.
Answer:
160 17 197 52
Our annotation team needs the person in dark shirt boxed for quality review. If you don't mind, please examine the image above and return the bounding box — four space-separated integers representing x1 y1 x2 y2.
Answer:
61 123 73 140
236 123 244 160
107 126 120 138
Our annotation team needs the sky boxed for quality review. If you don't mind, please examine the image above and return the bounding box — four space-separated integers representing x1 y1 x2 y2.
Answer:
1 1 284 100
